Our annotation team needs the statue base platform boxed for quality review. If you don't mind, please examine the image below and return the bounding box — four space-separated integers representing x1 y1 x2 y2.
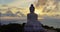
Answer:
24 20 45 32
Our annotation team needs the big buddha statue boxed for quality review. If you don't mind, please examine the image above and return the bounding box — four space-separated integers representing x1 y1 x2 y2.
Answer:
24 4 46 32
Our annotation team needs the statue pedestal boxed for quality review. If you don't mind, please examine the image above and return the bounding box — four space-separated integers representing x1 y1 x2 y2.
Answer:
24 20 45 32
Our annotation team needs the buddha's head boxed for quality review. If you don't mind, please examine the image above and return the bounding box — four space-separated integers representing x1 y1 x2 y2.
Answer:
29 4 35 13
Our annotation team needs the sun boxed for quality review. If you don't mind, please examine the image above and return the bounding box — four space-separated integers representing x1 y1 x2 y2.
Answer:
35 9 40 14
35 8 43 15
34 5 45 15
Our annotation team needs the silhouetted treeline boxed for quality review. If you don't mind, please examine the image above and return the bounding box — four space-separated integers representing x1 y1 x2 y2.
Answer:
0 23 60 32
0 23 25 32
42 24 60 32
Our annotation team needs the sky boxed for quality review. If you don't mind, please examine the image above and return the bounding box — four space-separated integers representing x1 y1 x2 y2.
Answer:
0 0 38 15
0 0 15 4
0 0 60 16
0 0 37 8
0 0 60 7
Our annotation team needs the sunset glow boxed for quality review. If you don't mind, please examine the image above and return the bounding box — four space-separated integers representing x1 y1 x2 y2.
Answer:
0 0 60 17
